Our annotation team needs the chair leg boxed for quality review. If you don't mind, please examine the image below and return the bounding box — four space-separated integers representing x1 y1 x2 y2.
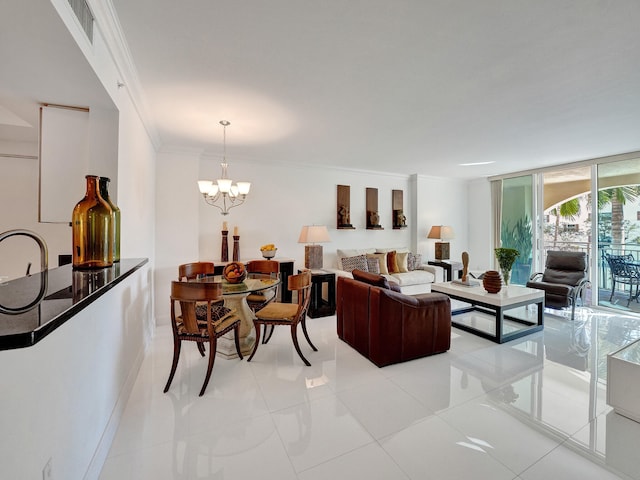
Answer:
291 324 311 366
247 321 262 362
199 339 217 397
197 343 206 357
609 279 616 301
262 325 275 344
163 339 182 393
234 324 244 360
301 316 318 351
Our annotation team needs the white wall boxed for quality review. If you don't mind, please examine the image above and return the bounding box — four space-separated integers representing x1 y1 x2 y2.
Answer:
414 174 471 263
0 141 72 279
154 153 473 323
154 149 200 324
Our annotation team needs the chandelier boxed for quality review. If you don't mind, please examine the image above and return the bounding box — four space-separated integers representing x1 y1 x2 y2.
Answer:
197 120 251 216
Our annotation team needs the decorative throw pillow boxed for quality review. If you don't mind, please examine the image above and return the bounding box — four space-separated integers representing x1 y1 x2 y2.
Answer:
341 254 369 273
413 253 422 270
407 252 423 271
387 250 399 273
407 252 415 271
368 252 389 275
366 256 380 274
412 253 423 270
396 252 409 273
195 304 232 322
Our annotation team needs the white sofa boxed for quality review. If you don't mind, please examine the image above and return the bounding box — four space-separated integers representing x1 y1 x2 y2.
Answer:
326 248 443 295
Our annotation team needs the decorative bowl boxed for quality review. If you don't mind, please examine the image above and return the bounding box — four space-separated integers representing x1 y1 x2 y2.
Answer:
223 262 247 284
262 248 277 259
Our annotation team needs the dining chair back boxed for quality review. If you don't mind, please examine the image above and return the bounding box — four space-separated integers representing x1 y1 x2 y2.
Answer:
245 260 280 341
603 253 640 306
164 280 243 396
247 270 316 366
178 262 215 281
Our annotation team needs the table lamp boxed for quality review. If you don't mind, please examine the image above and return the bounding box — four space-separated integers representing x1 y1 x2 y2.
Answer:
298 225 331 269
427 225 454 260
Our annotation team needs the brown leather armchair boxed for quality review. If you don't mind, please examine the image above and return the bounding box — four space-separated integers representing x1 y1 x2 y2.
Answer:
526 251 589 321
337 271 451 367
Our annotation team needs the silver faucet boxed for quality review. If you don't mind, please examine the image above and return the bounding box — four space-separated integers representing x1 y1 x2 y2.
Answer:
0 229 49 274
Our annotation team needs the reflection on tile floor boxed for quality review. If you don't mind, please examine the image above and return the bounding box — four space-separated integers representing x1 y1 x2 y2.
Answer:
99 307 640 479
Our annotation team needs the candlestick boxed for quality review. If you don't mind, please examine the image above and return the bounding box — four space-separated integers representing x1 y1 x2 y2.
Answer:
221 230 229 262
233 235 240 261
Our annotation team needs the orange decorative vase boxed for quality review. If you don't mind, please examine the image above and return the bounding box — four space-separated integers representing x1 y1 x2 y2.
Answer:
482 270 502 293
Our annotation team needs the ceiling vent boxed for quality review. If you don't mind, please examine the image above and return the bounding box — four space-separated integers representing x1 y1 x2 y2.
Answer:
67 0 94 43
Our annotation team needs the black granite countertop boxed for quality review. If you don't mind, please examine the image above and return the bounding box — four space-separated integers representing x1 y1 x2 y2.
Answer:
0 258 148 350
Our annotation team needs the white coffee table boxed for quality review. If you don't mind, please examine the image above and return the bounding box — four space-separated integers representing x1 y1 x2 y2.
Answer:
431 282 545 343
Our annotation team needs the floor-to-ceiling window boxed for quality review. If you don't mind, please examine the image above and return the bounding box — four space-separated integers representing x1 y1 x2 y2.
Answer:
500 176 534 285
494 152 640 315
597 157 640 310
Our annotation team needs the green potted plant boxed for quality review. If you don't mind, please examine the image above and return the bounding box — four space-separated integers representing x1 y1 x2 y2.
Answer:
494 247 519 285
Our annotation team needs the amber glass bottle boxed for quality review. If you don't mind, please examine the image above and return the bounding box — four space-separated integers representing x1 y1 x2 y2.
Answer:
99 176 121 262
72 175 113 269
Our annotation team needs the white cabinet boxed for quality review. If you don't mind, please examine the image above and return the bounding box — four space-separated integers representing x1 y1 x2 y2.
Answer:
607 338 640 423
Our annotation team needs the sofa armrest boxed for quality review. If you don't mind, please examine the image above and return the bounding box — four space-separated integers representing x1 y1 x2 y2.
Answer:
418 264 444 283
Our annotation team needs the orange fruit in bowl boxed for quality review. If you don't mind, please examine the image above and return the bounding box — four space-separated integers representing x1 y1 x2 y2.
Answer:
223 262 246 283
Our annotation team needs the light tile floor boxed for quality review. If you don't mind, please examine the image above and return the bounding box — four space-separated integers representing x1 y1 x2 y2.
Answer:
99 306 640 479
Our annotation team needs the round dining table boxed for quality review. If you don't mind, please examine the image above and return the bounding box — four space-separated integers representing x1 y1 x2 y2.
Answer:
193 275 280 358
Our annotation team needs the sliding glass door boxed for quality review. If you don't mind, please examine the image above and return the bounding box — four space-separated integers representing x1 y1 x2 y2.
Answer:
495 154 640 315
597 157 640 310
500 176 535 285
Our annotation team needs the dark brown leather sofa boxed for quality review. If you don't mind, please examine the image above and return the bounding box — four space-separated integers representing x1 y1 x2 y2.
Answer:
336 270 452 367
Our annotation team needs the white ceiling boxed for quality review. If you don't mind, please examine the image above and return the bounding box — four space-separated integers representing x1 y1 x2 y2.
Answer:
3 1 640 180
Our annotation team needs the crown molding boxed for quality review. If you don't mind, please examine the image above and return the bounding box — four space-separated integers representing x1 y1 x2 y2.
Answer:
87 0 161 148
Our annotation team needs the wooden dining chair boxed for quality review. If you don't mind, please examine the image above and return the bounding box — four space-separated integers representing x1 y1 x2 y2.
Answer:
164 281 243 397
247 270 317 366
245 260 280 343
178 261 215 281
177 262 221 356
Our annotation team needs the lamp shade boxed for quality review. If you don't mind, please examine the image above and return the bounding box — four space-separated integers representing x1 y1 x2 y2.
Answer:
427 225 454 240
298 225 331 244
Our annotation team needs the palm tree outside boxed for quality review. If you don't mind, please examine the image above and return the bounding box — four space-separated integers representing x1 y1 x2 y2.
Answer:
598 186 640 249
